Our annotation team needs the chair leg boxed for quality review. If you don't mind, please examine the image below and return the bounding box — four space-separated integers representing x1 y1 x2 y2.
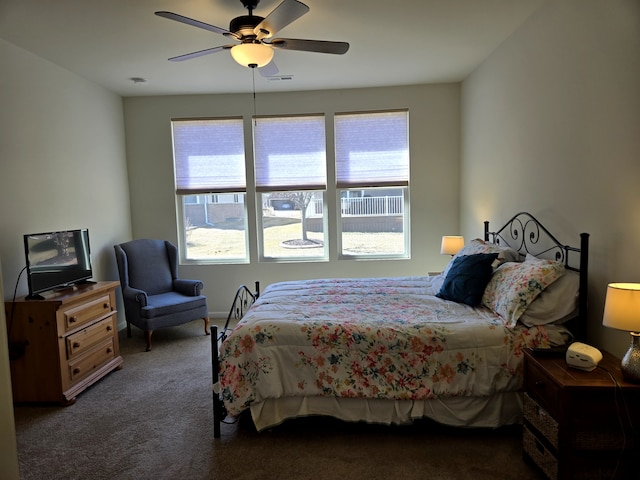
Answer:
144 330 153 352
203 317 211 336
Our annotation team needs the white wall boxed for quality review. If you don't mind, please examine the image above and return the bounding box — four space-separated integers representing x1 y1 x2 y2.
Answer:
123 84 461 315
0 39 132 299
461 0 640 356
0 40 132 472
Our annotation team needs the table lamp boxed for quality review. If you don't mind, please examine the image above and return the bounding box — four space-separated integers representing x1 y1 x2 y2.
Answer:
602 283 640 383
440 236 464 256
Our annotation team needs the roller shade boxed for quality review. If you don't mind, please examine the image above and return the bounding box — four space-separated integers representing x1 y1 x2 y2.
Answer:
335 110 409 188
254 115 327 192
172 118 246 194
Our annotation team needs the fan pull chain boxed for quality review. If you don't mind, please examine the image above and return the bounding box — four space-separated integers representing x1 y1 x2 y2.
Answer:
252 67 257 126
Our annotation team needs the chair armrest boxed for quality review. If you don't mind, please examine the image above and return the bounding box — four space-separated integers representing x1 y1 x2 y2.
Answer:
174 279 204 296
122 286 148 307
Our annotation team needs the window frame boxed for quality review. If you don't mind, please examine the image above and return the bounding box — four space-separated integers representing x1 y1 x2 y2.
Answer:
334 109 411 260
253 114 329 262
171 117 250 264
170 109 411 265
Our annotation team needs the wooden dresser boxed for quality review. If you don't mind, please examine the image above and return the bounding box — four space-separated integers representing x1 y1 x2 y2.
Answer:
523 348 640 479
5 281 123 405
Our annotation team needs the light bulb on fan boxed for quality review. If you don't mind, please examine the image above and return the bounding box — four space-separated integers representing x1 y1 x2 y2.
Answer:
230 43 274 68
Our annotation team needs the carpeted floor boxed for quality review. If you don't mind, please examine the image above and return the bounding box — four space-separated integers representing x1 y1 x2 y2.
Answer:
13 320 544 480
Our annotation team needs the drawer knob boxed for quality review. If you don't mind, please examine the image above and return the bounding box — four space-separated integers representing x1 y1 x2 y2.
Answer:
106 326 113 331
73 368 81 375
73 342 80 349
103 303 109 310
106 347 113 354
535 380 545 388
69 316 77 323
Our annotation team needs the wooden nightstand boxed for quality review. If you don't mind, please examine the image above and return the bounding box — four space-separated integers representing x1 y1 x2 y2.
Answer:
523 348 640 479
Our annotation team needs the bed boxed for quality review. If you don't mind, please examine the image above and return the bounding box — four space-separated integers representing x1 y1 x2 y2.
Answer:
211 212 589 438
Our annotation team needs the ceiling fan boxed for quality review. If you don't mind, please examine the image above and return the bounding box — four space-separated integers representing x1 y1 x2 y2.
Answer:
155 0 349 76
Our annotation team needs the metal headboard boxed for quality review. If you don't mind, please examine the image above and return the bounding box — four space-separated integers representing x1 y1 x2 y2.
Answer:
484 212 590 341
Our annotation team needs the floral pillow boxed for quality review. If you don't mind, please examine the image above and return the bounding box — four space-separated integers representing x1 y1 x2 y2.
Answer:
481 256 565 327
442 238 520 278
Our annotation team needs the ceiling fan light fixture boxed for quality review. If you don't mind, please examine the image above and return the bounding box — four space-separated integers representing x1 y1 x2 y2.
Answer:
230 43 274 68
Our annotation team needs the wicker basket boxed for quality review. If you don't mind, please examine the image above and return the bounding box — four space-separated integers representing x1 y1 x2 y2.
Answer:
524 392 559 448
523 425 558 480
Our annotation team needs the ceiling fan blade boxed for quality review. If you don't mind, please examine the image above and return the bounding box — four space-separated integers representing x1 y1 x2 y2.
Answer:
259 61 280 77
155 11 239 39
254 0 310 40
168 45 233 62
269 38 349 55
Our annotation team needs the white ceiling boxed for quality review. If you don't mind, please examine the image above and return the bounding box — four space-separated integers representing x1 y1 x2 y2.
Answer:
0 0 545 97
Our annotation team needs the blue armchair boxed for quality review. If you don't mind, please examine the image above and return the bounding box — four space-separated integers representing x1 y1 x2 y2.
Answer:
114 239 210 351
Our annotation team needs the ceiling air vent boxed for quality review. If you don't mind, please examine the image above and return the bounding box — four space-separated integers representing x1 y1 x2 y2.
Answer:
267 75 294 81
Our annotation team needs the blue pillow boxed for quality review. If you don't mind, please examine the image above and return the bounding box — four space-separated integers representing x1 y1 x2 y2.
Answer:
436 253 499 306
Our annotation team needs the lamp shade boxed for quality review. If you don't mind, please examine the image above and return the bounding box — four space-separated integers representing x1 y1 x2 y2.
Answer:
440 236 464 256
602 283 640 332
230 43 274 68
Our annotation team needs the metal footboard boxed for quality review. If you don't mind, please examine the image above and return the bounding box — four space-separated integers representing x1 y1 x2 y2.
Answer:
212 282 259 438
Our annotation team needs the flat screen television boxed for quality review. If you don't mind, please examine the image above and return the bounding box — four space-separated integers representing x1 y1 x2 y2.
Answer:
24 229 94 299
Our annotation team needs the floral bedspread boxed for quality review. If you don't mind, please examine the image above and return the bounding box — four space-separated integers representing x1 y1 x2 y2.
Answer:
219 276 554 417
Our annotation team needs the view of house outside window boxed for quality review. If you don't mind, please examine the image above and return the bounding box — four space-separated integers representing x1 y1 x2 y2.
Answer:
181 193 248 262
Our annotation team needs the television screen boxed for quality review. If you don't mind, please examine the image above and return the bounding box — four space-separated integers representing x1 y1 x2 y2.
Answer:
24 229 93 299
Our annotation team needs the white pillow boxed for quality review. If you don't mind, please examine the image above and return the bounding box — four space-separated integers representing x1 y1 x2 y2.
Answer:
519 264 580 326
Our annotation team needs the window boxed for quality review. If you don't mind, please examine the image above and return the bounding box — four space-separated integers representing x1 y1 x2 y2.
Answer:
254 115 328 261
335 110 410 258
170 110 410 264
171 118 249 263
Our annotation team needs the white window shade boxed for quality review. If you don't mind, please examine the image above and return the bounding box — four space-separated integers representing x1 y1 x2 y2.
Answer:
172 118 246 194
335 110 409 188
254 115 327 191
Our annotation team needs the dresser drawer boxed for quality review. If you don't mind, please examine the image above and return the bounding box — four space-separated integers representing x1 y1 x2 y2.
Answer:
66 316 116 358
67 338 116 382
524 425 558 480
524 359 559 416
524 392 558 449
62 294 113 331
